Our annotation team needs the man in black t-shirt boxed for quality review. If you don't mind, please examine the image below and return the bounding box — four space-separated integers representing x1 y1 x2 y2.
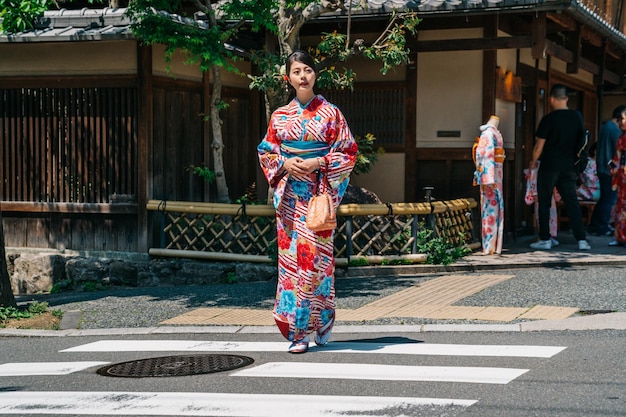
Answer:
528 84 591 251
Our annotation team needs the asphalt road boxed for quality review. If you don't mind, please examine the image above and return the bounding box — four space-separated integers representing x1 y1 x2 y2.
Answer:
1 330 624 416
2 264 625 416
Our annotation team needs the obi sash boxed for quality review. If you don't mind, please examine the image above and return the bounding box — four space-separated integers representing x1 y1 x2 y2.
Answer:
281 140 330 159
495 147 506 163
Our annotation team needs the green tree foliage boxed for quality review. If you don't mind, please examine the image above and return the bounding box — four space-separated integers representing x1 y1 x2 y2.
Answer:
353 133 385 176
125 0 278 203
249 4 421 115
125 0 276 73
0 0 50 33
0 0 104 33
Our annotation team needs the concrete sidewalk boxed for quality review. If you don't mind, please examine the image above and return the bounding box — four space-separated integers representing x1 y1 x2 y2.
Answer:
345 232 626 276
3 231 626 336
159 273 577 326
150 232 626 331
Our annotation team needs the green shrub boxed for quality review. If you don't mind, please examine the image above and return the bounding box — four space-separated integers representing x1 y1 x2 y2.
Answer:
28 301 49 315
348 257 370 267
224 271 238 284
0 301 63 328
416 228 470 265
189 165 216 184
0 306 31 322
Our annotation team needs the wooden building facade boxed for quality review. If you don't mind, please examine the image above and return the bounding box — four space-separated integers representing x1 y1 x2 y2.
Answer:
2 1 626 253
0 9 259 252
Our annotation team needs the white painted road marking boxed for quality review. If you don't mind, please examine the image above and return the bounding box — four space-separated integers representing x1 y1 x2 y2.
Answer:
60 340 566 357
0 362 109 376
2 339 564 414
233 362 529 384
0 391 477 416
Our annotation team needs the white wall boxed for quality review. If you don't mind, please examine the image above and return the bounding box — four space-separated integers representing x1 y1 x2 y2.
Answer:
495 46 518 148
550 58 594 85
495 99 516 148
151 44 251 87
0 41 251 88
0 41 136 75
416 29 484 148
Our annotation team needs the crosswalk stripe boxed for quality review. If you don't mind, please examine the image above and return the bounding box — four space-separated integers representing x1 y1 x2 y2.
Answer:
0 362 109 376
0 391 477 416
233 362 529 384
61 340 566 358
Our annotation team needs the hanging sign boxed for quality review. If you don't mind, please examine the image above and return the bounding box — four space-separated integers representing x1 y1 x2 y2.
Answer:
495 67 522 102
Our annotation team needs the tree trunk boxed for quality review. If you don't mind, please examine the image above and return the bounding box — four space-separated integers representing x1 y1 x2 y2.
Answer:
265 85 290 121
210 65 230 203
271 1 345 116
0 206 16 308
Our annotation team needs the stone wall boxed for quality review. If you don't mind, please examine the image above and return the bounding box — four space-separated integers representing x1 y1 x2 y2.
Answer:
7 248 278 294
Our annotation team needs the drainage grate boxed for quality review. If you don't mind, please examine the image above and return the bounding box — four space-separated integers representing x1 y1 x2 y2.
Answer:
96 354 254 378
578 309 617 316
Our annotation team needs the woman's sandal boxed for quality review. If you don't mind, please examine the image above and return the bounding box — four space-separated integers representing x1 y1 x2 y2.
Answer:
315 319 334 346
288 336 310 354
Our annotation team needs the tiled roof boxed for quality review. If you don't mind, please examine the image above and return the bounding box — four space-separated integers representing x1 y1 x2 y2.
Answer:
0 8 131 43
340 0 626 46
1 1 624 47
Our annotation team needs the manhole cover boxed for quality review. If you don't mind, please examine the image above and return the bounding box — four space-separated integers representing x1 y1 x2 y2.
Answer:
96 354 254 378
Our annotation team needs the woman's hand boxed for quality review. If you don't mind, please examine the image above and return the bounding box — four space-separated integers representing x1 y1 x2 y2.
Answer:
283 157 321 175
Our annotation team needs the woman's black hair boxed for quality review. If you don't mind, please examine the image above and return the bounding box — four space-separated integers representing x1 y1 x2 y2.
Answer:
286 50 317 75
611 105 626 120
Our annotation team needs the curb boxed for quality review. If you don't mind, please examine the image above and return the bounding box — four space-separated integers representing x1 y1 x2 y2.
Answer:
2 312 625 337
344 255 626 277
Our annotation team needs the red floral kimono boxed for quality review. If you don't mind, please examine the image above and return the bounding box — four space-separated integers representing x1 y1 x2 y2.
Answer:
258 95 358 343
612 134 626 243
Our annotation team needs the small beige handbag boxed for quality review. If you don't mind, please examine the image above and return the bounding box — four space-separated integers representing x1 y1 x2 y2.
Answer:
306 174 337 232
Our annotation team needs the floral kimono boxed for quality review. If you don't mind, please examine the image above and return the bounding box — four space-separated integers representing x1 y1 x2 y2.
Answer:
525 165 561 239
612 135 626 243
473 123 505 254
258 95 358 343
576 157 600 201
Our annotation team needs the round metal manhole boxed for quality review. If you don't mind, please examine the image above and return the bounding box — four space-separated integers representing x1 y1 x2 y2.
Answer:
96 354 254 378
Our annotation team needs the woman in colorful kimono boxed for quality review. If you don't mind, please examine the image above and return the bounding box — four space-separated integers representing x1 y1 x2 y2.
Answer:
257 50 358 353
473 115 505 254
609 131 626 246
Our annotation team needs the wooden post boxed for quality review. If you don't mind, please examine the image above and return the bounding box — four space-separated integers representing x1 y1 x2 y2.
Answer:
482 15 497 122
0 205 17 307
137 43 154 253
531 12 547 60
404 52 417 202
566 23 582 74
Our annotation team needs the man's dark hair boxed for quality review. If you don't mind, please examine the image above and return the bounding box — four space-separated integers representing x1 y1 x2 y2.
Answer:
550 84 568 99
611 104 626 120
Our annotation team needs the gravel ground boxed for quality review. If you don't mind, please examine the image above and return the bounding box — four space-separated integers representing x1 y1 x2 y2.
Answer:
14 265 626 329
457 266 626 312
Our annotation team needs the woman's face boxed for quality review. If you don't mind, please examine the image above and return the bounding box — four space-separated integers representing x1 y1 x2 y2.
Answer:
288 60 316 96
